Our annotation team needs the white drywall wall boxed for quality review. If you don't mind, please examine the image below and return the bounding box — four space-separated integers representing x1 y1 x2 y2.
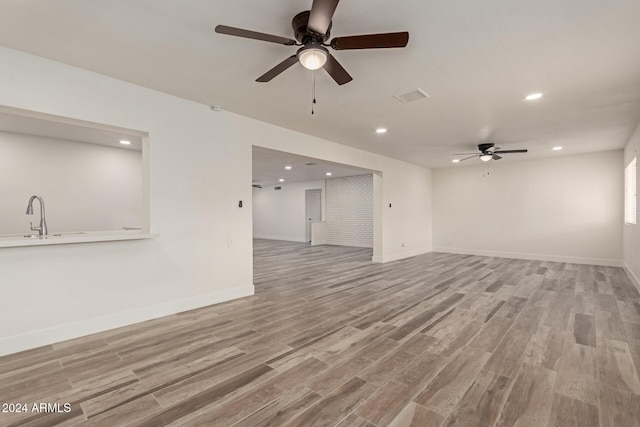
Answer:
252 180 325 242
0 131 142 234
432 150 623 265
0 46 432 355
326 175 373 248
624 120 640 286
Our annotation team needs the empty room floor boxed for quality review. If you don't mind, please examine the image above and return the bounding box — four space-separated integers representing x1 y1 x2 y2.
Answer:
2 239 640 426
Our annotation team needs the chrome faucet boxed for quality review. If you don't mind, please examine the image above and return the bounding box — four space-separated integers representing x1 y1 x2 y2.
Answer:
26 195 48 236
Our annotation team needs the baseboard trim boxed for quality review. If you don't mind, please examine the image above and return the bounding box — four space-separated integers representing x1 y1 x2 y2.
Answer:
253 235 306 243
433 247 623 267
373 248 432 263
0 284 255 357
623 262 640 294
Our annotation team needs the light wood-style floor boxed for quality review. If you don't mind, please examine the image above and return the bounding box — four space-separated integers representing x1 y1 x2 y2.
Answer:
2 239 640 426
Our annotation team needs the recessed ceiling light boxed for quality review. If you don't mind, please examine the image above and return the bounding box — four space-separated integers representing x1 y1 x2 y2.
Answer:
452 159 460 163
376 128 387 134
552 146 563 151
285 165 292 170
326 172 332 176
120 140 131 145
525 93 543 101
278 178 285 182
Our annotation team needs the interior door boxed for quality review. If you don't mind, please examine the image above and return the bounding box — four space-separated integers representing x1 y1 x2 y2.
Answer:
305 189 322 243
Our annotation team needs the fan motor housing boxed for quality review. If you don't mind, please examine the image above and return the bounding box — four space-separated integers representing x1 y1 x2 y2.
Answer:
478 142 495 153
293 11 331 43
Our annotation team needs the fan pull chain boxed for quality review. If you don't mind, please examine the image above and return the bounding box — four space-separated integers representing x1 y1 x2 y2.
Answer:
311 70 317 115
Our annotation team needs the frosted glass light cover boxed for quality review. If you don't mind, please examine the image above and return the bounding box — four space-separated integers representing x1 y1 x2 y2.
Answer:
299 49 327 70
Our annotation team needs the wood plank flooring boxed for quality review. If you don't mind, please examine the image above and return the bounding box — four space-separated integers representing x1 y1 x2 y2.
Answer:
1 239 640 426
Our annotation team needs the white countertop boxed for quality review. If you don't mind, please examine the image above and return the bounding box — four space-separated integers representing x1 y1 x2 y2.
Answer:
0 230 154 248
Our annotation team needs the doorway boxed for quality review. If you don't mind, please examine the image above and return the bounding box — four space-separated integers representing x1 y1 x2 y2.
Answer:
305 189 322 243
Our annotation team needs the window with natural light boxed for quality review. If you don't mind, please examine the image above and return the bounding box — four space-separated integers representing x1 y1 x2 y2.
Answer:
625 157 637 225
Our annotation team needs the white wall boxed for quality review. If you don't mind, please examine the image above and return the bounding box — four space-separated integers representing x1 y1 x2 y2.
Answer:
326 175 373 248
382 166 432 262
0 131 142 234
624 120 640 285
252 180 325 242
0 46 432 355
432 150 623 266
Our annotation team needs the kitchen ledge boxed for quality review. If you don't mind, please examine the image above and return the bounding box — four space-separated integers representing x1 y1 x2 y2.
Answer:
0 231 155 248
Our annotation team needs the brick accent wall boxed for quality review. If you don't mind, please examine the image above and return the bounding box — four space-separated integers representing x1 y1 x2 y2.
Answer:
325 174 373 248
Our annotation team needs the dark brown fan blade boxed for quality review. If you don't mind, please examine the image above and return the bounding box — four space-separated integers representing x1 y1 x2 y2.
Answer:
458 155 479 162
492 153 502 160
323 53 352 85
493 149 528 154
308 0 340 35
215 25 296 45
330 32 409 50
256 55 298 82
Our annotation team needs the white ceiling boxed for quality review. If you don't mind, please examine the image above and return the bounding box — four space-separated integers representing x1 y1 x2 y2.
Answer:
0 0 639 168
253 146 374 187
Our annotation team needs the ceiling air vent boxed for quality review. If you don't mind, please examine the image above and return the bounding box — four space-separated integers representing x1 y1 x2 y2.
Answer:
252 184 262 189
305 162 318 166
274 186 282 190
393 88 430 103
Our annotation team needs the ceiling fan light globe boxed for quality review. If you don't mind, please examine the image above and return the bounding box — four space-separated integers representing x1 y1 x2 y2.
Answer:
298 48 327 70
480 154 492 162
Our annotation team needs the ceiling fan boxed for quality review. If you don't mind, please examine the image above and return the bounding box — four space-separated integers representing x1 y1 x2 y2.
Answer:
215 0 409 85
454 143 528 162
